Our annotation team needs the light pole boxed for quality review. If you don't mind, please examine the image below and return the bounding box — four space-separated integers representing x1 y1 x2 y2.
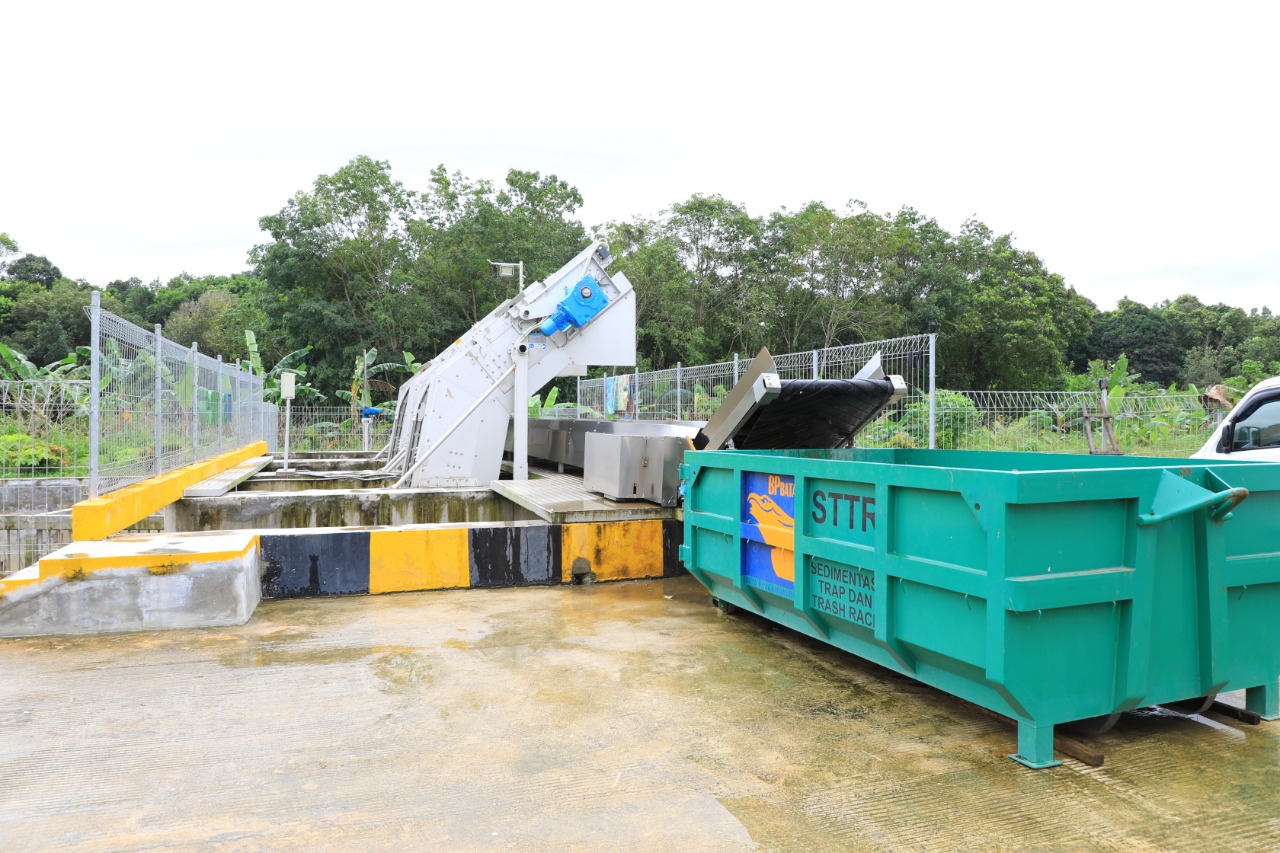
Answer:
488 260 523 294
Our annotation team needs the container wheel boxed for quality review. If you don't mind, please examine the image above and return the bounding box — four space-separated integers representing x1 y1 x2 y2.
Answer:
1160 694 1217 716
1063 712 1121 737
712 597 738 615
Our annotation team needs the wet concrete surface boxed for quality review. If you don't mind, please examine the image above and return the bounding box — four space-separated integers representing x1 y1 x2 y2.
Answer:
2 576 1279 851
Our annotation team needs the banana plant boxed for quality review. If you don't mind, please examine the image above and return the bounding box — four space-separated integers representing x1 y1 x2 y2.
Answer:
335 348 411 419
0 343 90 381
243 331 324 403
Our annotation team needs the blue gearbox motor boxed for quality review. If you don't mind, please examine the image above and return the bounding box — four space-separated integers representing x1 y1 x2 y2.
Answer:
537 275 609 336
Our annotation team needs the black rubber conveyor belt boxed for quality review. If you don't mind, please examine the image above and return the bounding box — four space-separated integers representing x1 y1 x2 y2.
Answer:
731 378 899 450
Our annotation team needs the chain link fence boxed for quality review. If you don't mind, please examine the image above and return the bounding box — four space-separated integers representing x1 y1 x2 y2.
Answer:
0 314 1235 579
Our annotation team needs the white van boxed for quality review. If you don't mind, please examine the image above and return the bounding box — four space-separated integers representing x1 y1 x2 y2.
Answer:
1192 376 1280 462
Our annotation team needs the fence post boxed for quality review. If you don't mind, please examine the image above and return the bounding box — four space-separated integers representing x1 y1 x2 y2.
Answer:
88 291 101 500
154 324 164 477
216 354 224 451
812 349 819 380
733 353 740 382
190 343 199 464
928 330 938 449
575 375 581 419
676 362 683 420
282 399 293 471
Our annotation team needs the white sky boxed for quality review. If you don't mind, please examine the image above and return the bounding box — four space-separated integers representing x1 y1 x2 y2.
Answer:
3 1 1277 314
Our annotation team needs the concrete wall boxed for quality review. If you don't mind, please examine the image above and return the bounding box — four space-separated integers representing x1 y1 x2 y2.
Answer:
173 488 532 531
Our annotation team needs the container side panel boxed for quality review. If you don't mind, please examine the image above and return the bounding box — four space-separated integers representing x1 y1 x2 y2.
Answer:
690 466 737 513
806 555 877 633
893 579 986 669
1004 500 1129 578
804 477 878 547
1224 490 1280 561
1227 587 1280 685
1003 603 1123 722
740 470 796 599
890 487 986 572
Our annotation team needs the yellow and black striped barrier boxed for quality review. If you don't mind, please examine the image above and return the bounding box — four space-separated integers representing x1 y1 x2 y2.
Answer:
258 519 683 599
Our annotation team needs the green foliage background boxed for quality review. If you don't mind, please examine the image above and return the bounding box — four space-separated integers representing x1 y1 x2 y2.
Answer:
4 158 1278 400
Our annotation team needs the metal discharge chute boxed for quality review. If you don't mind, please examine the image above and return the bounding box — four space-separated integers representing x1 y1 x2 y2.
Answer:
384 240 636 488
691 348 908 452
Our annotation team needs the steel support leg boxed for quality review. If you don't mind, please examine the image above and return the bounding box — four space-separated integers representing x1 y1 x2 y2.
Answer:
1010 721 1062 769
1246 682 1280 720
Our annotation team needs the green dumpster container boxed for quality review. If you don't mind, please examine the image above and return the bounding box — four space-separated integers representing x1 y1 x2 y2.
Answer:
678 448 1280 768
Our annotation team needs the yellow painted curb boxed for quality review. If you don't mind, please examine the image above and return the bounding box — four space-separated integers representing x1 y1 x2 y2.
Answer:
39 536 259 580
71 442 267 541
0 575 42 596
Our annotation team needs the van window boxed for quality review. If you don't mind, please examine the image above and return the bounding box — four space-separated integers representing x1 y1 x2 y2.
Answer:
1232 398 1280 451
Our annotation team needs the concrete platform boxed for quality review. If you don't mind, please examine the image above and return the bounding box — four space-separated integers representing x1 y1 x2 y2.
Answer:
183 455 273 497
0 532 260 637
492 469 678 523
2 577 1278 850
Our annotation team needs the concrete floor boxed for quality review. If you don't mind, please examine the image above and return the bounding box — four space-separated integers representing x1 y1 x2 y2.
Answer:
2 577 1279 852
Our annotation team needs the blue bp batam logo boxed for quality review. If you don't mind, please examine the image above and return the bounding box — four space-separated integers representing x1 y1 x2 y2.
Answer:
741 471 795 598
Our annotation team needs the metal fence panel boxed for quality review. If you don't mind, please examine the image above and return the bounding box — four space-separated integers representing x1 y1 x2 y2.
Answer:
280 407 394 452
0 299 276 577
0 380 93 576
575 335 936 425
857 390 1220 456
93 299 273 497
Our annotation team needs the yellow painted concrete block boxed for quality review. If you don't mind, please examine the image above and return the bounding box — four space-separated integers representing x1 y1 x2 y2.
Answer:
72 442 267 541
0 574 41 596
561 520 664 583
369 528 470 594
39 534 259 579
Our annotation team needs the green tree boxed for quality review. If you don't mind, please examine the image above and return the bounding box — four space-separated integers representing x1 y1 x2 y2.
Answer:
252 155 425 391
606 220 705 368
6 279 125 355
253 158 590 394
934 222 1095 390
0 278 41 338
29 316 72 366
5 254 63 287
760 201 898 355
1088 298 1182 386
1237 308 1280 366
0 232 18 264
163 288 264 359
